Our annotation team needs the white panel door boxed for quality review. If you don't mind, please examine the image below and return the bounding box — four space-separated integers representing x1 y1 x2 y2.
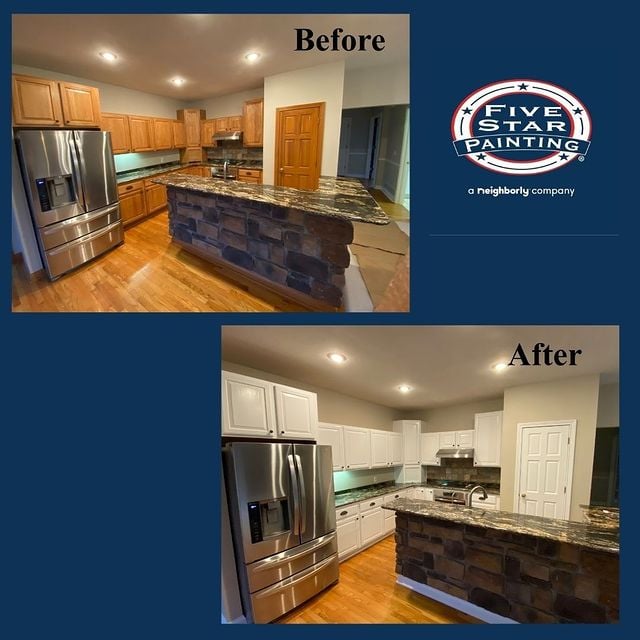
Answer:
474 411 503 467
388 432 404 466
274 384 317 440
439 432 456 448
420 432 440 465
370 430 389 468
336 516 360 560
360 507 385 547
317 422 345 471
221 371 275 437
343 426 371 470
456 430 474 448
517 423 571 519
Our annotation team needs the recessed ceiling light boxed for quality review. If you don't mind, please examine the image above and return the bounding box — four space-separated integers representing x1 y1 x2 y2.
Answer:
492 362 508 373
398 384 412 393
327 352 347 364
99 51 118 62
245 52 261 63
170 77 186 86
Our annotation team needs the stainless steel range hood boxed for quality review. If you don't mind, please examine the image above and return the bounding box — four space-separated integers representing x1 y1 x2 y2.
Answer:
213 130 242 141
435 448 474 459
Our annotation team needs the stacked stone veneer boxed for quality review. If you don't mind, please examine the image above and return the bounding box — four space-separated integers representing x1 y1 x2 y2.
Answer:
167 187 352 308
395 513 618 623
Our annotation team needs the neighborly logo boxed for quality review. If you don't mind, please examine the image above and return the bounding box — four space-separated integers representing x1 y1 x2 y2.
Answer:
451 79 592 175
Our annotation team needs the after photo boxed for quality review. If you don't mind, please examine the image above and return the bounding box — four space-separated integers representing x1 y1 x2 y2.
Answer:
220 325 619 624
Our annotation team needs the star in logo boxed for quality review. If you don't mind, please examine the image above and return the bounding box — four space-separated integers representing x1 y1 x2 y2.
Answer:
559 153 569 160
573 107 584 115
476 153 486 160
518 83 529 90
462 107 472 115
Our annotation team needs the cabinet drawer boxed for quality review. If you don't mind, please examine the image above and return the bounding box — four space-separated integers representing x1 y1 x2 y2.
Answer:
117 180 143 195
383 489 408 503
335 504 359 521
238 168 262 178
359 497 383 513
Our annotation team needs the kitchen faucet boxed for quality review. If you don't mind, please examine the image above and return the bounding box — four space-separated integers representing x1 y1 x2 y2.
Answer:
466 485 488 507
223 160 229 179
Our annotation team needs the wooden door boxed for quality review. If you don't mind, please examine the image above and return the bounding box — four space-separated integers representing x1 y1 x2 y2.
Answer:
101 113 131 154
172 120 186 148
182 110 202 146
201 120 216 147
144 183 167 213
275 102 324 190
153 119 173 150
12 74 63 127
119 189 147 226
243 98 263 146
128 116 154 152
215 117 228 133
59 82 101 127
228 115 243 130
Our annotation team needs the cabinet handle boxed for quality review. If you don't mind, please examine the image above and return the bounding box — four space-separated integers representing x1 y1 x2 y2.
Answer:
340 510 348 516
346 465 350 469
269 430 274 434
281 430 285 434
126 185 133 190
370 502 376 507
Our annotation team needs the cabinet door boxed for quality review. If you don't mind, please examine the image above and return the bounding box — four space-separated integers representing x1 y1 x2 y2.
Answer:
183 110 202 146
172 121 186 148
336 516 360 560
119 189 147 226
153 119 173 150
384 512 395 535
273 384 317 440
388 432 403 466
370 430 389 468
228 115 243 130
317 423 345 471
474 411 503 467
420 432 440 465
439 432 456 448
343 426 371 470
215 117 228 133
243 98 263 147
402 421 421 464
221 371 275 437
201 120 216 147
12 74 64 127
129 116 155 152
144 183 167 214
59 82 101 127
101 113 131 154
456 430 475 448
359 507 384 547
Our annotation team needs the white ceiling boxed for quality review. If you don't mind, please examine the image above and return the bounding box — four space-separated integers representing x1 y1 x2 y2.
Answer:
221 326 619 410
12 14 409 101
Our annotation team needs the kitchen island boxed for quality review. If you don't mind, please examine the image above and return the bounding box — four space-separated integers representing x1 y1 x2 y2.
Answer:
151 173 389 310
384 499 619 624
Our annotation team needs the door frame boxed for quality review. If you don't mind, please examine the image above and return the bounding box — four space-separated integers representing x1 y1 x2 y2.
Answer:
513 419 577 520
394 106 410 204
274 101 325 189
367 114 382 183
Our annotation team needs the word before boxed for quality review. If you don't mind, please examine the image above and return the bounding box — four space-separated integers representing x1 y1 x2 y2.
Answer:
509 343 583 367
295 28 385 52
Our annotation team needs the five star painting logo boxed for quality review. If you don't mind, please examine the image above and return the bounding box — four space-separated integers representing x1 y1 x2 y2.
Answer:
451 79 592 175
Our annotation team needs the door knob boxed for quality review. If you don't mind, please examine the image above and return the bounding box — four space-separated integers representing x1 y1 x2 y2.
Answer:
279 167 284 172
521 493 526 498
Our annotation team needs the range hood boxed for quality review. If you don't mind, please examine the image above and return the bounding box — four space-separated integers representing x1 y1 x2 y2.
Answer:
213 130 242 141
435 448 475 459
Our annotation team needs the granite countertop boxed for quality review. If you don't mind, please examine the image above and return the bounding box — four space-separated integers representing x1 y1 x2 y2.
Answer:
116 160 263 184
384 498 619 554
151 174 389 225
334 482 421 508
579 505 620 529
422 482 501 496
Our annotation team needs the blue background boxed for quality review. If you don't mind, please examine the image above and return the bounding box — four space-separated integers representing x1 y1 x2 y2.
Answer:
3 2 634 639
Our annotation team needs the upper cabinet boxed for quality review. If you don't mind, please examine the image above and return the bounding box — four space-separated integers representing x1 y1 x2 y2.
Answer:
474 411 503 467
101 113 131 154
12 74 100 128
420 432 440 466
343 426 371 470
201 119 216 147
128 116 155 152
58 81 101 127
214 115 243 133
243 98 263 147
221 371 317 441
317 423 345 471
153 118 173 150
179 108 206 147
439 429 474 449
393 420 424 465
172 120 186 148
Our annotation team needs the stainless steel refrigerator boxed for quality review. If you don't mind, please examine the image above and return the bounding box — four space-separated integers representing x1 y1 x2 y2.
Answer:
15 129 123 280
223 442 338 623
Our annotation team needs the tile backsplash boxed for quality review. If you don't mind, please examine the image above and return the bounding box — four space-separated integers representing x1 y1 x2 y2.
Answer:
424 458 501 485
206 142 263 163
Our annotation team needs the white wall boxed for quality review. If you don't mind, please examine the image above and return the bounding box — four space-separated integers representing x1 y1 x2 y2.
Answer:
262 61 345 185
376 105 408 199
342 62 409 109
192 87 263 119
597 383 619 428
403 397 504 432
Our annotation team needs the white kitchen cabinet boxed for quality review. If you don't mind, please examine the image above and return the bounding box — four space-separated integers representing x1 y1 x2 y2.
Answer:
393 420 424 465
359 506 385 547
398 464 422 483
420 433 440 465
388 432 404 466
438 431 456 448
384 509 396 534
317 423 345 471
343 426 371 470
413 487 434 502
336 514 361 560
471 494 500 510
474 411 503 467
456 430 475 448
222 371 276 437
370 430 389 468
274 384 317 440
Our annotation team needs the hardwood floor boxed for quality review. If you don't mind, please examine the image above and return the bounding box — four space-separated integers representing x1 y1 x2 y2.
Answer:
278 536 480 624
12 212 308 312
367 188 410 221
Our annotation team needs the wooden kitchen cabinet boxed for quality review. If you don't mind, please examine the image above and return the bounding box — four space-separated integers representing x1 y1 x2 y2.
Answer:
58 82 101 127
117 181 147 226
12 74 64 127
201 119 216 147
317 423 345 471
178 109 206 147
237 168 262 184
101 113 131 154
153 118 173 150
144 179 168 214
215 117 228 133
228 115 243 130
243 98 263 147
128 116 155 152
172 120 186 148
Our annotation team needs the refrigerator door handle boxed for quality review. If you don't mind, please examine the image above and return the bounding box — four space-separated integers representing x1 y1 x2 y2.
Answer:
287 454 300 535
294 454 307 534
251 532 336 572
68 135 87 211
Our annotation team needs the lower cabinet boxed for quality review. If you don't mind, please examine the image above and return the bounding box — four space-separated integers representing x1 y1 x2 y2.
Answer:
336 515 360 560
144 180 167 214
118 181 147 226
413 487 434 501
359 506 385 548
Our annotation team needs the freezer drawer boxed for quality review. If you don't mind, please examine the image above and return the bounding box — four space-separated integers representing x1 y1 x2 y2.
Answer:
246 532 337 593
45 220 123 279
250 553 339 623
39 203 121 250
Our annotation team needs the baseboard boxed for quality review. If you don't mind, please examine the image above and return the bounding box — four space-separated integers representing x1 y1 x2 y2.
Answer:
396 575 518 624
221 614 247 624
